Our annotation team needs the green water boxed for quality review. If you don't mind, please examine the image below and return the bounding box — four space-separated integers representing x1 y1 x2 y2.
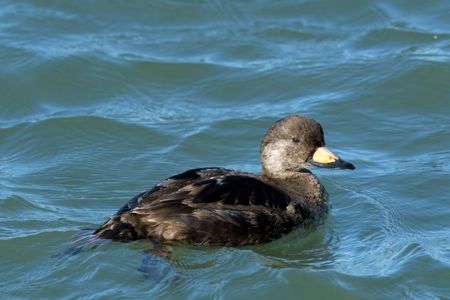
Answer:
1 0 450 299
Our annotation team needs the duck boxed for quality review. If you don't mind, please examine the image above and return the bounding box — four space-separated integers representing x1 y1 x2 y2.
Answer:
93 114 354 246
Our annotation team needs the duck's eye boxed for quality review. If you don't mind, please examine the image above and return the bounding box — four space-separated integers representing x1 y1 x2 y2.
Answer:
292 137 300 143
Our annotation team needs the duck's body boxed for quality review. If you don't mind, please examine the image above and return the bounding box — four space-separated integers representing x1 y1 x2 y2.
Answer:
94 115 354 246
94 167 327 246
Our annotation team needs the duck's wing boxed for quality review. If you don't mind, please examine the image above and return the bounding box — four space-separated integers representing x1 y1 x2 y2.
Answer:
125 167 291 214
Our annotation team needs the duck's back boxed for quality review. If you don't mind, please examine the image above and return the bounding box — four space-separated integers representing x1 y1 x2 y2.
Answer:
94 167 310 246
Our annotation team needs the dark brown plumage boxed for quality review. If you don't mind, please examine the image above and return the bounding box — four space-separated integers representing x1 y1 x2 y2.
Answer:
94 114 354 246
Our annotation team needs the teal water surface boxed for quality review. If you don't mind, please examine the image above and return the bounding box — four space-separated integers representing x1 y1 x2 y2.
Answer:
1 0 450 299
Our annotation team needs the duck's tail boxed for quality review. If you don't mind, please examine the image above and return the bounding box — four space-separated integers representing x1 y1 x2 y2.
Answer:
53 228 111 258
93 215 140 241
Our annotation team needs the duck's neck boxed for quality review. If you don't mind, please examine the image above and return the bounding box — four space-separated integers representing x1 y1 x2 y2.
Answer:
262 169 329 222
262 169 328 207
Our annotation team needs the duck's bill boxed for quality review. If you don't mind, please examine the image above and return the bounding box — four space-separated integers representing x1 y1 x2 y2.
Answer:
310 158 355 170
309 146 355 170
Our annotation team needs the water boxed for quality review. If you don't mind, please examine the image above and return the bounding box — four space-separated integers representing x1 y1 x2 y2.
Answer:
1 0 450 299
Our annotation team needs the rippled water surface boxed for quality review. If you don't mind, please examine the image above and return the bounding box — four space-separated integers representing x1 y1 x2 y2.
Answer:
1 0 450 299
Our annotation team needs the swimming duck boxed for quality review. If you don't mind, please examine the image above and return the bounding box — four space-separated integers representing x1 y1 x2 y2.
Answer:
94 114 354 246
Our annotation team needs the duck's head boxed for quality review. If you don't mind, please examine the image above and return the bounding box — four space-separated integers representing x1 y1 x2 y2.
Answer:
260 114 355 177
